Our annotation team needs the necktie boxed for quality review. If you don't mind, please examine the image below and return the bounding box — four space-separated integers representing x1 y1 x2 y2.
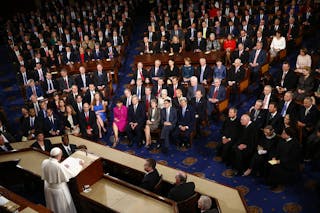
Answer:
137 87 141 98
281 72 287 87
82 75 86 87
146 97 150 112
173 85 177 97
166 108 170 122
254 110 259 121
253 50 260 64
78 103 82 111
213 87 219 99
155 68 158 76
139 70 144 81
23 73 27 85
263 95 268 109
134 105 137 113
64 78 69 89
85 112 89 121
126 98 130 107
182 107 186 117
30 117 34 128
281 102 288 117
287 25 292 40
200 67 205 83
305 108 309 116
32 87 36 96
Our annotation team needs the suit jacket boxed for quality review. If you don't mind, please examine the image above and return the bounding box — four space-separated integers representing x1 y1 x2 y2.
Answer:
275 70 297 91
236 122 258 154
44 115 62 136
63 114 79 128
149 67 165 80
168 84 184 98
192 38 206 51
249 49 267 66
160 107 177 127
31 139 53 152
177 105 195 131
75 74 93 89
140 169 160 191
298 105 319 128
168 182 195 202
131 85 146 99
231 50 249 64
225 26 239 37
132 69 149 83
42 79 59 95
195 65 212 83
21 116 41 137
187 85 205 100
285 24 299 40
57 76 74 91
278 100 297 117
62 51 77 64
92 49 106 60
26 85 44 99
58 143 78 159
93 71 109 87
237 36 253 50
16 72 32 86
154 41 170 53
105 46 118 58
250 109 267 129
227 66 246 83
265 112 283 134
127 103 146 126
207 85 226 101
79 111 99 136
191 97 207 121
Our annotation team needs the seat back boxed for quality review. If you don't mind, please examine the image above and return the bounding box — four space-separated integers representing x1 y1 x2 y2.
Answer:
260 63 269 76
218 87 230 113
153 174 163 194
177 192 200 213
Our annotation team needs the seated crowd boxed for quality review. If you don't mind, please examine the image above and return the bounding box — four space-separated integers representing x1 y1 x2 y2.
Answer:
1 0 319 195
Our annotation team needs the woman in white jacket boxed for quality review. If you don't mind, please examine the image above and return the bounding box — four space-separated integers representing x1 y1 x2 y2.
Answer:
269 31 286 62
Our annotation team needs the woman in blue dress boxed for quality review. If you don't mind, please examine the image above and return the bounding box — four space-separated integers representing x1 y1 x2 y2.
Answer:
181 57 194 82
213 59 226 80
91 93 107 138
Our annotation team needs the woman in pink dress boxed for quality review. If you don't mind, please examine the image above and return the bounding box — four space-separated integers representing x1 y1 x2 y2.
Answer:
112 99 128 147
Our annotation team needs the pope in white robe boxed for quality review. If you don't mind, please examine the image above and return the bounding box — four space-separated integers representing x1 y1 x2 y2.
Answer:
41 147 83 213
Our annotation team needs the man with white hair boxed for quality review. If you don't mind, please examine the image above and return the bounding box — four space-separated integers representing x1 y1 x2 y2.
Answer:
187 76 205 100
41 147 83 213
198 195 219 213
168 171 195 202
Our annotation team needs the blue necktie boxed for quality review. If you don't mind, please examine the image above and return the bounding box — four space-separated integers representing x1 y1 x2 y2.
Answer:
281 102 287 117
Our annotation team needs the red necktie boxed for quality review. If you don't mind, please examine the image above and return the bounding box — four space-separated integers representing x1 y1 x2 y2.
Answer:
146 97 150 112
85 113 91 129
173 85 177 97
139 70 144 81
287 25 292 40
213 87 218 99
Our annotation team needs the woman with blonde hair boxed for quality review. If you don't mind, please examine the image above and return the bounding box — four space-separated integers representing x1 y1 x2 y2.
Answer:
63 105 80 136
144 99 160 149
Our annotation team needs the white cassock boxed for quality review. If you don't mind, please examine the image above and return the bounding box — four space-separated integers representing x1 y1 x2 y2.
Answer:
41 158 82 213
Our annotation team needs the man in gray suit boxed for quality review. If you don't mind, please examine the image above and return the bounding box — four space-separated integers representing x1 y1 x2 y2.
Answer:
187 76 205 100
160 99 177 153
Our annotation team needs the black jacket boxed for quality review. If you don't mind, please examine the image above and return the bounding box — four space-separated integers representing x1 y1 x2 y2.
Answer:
140 169 160 191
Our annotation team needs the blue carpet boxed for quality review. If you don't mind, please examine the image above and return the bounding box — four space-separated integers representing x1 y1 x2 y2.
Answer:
0 14 319 213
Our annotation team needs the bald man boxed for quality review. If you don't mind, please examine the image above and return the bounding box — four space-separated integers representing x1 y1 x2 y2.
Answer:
232 114 258 175
168 171 195 202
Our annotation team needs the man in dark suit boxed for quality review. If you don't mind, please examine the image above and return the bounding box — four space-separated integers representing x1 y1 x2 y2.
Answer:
152 78 167 97
154 36 170 53
149 60 165 85
92 43 106 60
75 66 92 93
278 91 297 118
168 171 195 202
44 108 62 137
172 98 195 148
207 78 226 116
191 90 207 138
264 102 283 135
57 69 74 93
79 103 99 140
168 76 184 98
298 97 319 142
232 114 258 175
275 62 297 94
231 43 249 64
43 72 59 97
62 46 77 64
131 78 145 100
33 62 47 82
237 30 252 51
249 100 267 130
141 37 154 54
141 87 155 113
240 19 254 37
92 64 110 98
131 62 149 85
226 59 246 89
126 95 146 147
160 99 177 153
192 32 206 52
187 77 205 101
225 20 239 37
217 108 242 165
105 41 118 59
140 158 160 191
195 58 212 85
21 108 41 140
249 41 267 83
58 134 78 159
17 65 32 87
26 79 44 100
285 17 299 50
259 85 278 110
